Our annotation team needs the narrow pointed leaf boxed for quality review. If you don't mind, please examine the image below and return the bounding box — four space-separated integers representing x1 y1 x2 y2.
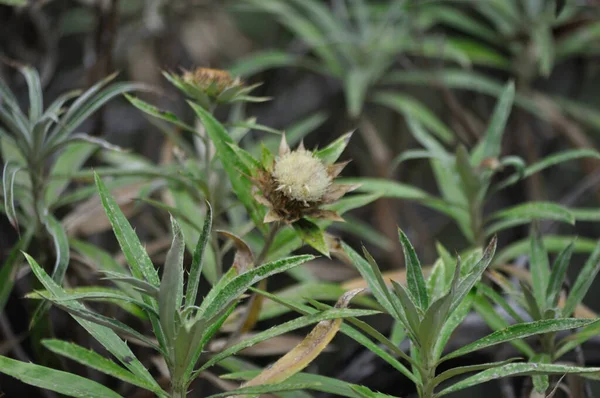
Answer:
185 201 212 307
94 173 159 285
2 161 21 231
0 355 123 398
441 318 595 363
530 225 550 309
23 253 158 385
314 131 353 164
563 240 600 317
159 216 185 344
42 339 167 396
436 363 600 397
450 236 496 314
546 242 574 308
398 229 429 309
433 358 519 387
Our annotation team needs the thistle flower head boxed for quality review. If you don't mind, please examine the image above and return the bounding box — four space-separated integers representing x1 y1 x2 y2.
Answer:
273 149 331 203
251 135 358 224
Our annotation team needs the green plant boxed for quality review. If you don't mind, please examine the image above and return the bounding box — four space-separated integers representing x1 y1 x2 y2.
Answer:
344 81 600 258
0 173 378 397
0 65 144 320
476 227 600 394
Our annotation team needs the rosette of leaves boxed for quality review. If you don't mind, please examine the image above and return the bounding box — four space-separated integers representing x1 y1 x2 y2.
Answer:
0 65 145 319
330 232 599 398
477 227 600 395
0 173 378 398
163 67 268 109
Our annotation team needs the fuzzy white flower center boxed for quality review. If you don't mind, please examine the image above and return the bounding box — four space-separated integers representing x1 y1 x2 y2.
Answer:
273 150 331 203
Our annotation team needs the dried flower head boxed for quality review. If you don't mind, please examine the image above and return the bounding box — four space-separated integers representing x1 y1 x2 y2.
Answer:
163 67 266 109
252 135 358 224
181 67 242 96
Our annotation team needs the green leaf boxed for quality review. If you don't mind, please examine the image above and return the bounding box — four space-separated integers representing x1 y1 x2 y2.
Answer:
0 226 33 314
198 255 315 321
489 202 575 226
341 242 399 319
449 237 496 314
496 149 600 191
314 131 353 164
432 358 519 387
206 382 322 398
345 69 371 118
496 235 599 264
45 142 97 206
159 216 185 344
352 385 399 398
293 219 329 257
2 161 22 231
23 253 157 384
530 225 551 310
441 318 596 363
228 50 302 76
398 229 428 310
472 293 534 358
436 363 600 397
222 371 362 398
42 340 166 396
562 240 600 317
373 92 454 144
188 102 265 232
20 66 43 123
472 81 515 165
434 291 474 360
124 94 198 135
47 78 148 148
31 215 71 326
185 201 213 307
530 353 551 393
546 241 574 308
555 319 600 359
390 280 421 336
0 355 123 398
94 173 159 285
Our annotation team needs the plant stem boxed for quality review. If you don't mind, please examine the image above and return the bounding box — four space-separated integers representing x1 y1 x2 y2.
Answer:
171 382 187 398
255 222 281 266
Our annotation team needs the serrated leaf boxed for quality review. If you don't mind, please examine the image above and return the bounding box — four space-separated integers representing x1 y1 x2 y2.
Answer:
94 173 159 285
22 253 157 385
398 229 429 310
436 363 600 397
0 355 124 398
159 216 185 345
198 255 315 321
185 201 212 307
489 202 574 226
449 236 496 314
42 340 166 396
441 318 596 363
